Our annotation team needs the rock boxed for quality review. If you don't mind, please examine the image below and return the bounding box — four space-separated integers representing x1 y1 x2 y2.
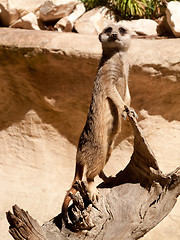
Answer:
55 2 85 32
39 0 77 22
0 0 20 26
119 19 158 36
0 28 179 240
133 19 158 36
54 16 72 32
166 1 180 37
156 16 174 37
0 0 45 26
74 7 115 35
10 12 40 30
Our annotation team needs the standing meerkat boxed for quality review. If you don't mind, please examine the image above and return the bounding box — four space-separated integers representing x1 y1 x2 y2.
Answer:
62 23 135 225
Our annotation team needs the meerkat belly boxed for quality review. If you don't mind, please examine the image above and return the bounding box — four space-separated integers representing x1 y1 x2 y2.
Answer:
116 77 126 100
103 97 119 141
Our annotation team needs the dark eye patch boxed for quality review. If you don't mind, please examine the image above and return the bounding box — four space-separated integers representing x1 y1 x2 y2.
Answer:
104 27 112 35
119 27 127 35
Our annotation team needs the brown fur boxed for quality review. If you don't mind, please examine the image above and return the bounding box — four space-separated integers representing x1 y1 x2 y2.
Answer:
62 24 131 225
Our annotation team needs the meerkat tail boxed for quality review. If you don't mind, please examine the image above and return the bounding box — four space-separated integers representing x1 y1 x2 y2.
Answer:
61 185 77 225
61 162 84 225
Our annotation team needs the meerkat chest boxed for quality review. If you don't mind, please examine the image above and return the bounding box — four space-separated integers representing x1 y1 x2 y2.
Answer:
113 59 128 99
115 77 126 99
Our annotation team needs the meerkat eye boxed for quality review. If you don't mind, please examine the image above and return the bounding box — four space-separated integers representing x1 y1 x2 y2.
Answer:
119 27 127 36
104 27 112 35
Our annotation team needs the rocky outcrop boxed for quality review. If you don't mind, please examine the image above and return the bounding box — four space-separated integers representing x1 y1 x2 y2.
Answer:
74 7 114 34
39 0 77 22
118 19 158 36
156 15 174 37
10 12 41 30
0 0 45 26
54 2 85 32
1 0 180 38
75 13 158 36
0 1 162 37
0 0 83 31
166 1 180 37
0 28 179 240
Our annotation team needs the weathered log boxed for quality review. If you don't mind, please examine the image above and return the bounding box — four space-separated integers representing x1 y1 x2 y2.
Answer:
6 205 47 240
6 106 180 240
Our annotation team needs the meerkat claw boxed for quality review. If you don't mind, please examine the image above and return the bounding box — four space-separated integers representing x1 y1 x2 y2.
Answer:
122 110 127 120
123 106 138 120
87 182 99 203
91 192 99 203
90 190 99 203
131 109 138 119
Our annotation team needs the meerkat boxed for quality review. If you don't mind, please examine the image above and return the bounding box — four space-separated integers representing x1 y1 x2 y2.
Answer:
62 23 135 225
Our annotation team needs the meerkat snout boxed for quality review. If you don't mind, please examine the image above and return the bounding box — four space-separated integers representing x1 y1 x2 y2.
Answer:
99 24 131 52
109 31 118 40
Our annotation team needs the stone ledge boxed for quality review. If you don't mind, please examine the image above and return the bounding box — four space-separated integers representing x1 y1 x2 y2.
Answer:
0 28 100 58
0 28 180 66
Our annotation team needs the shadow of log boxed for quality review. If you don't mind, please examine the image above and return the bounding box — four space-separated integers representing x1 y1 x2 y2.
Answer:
99 105 171 190
6 106 180 240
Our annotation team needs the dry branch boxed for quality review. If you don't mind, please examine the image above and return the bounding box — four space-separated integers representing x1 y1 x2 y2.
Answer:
6 106 180 240
6 205 47 240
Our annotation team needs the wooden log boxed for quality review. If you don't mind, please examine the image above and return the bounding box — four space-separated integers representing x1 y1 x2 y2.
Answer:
6 205 47 240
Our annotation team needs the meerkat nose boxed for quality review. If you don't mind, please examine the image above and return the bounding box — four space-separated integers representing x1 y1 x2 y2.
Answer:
110 32 118 40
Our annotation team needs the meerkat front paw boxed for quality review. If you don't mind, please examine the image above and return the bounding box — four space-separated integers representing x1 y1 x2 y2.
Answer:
123 105 138 120
131 108 138 119
87 181 99 202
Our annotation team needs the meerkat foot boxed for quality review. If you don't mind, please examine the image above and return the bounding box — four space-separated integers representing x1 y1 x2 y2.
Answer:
87 181 99 203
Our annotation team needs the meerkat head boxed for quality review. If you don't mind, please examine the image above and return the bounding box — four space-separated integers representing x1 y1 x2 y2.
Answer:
99 24 131 53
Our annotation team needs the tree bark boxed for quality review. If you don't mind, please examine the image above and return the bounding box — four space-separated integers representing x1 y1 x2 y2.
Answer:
6 106 180 240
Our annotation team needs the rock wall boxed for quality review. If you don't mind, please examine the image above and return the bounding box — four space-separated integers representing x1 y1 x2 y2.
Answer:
0 28 179 240
1 0 180 37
